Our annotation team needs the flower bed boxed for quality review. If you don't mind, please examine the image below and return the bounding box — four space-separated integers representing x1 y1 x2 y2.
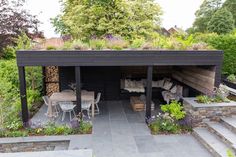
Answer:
0 115 92 137
147 101 192 135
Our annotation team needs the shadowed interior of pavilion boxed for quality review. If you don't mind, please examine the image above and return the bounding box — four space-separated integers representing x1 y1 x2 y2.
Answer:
30 64 220 126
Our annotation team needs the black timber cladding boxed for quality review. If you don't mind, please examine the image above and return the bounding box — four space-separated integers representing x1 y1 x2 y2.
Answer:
16 50 223 67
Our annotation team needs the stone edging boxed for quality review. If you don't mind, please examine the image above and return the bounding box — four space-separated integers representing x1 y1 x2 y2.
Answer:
183 97 236 108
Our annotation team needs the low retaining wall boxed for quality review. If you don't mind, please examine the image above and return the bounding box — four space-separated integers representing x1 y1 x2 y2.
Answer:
183 97 236 127
0 141 69 153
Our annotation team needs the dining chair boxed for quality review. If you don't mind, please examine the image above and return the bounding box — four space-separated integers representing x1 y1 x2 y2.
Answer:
42 96 59 118
94 92 101 114
59 101 76 121
82 100 92 118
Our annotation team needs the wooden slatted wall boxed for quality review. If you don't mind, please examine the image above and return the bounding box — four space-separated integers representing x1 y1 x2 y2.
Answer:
172 66 216 94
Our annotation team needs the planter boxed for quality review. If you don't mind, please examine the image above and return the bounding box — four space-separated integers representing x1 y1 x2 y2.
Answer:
183 97 236 127
222 78 236 89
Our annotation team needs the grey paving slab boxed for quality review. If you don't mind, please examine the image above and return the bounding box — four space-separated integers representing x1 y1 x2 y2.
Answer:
129 123 150 136
0 150 93 157
134 135 158 153
126 113 144 123
68 135 92 150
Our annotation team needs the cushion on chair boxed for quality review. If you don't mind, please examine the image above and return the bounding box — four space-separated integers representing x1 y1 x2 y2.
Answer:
170 85 177 93
163 80 173 90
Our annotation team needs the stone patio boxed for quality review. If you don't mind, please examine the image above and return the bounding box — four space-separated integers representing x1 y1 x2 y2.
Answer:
89 100 212 157
3 100 213 157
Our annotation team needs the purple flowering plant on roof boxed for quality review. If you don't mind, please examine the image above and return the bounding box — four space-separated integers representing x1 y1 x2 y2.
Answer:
104 34 129 50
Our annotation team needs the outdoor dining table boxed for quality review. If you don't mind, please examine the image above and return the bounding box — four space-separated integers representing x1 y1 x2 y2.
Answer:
50 90 95 117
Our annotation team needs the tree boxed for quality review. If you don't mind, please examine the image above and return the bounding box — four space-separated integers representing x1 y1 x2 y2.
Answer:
52 0 162 40
191 0 222 33
207 8 235 34
223 0 236 27
0 0 41 58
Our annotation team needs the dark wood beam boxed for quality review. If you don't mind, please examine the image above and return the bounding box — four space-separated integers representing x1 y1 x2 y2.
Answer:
16 50 223 67
42 66 46 96
146 66 153 122
18 66 29 126
75 66 81 114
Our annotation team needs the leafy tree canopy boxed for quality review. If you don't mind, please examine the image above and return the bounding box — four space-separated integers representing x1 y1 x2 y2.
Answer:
207 8 235 34
223 0 236 27
192 0 222 33
52 0 162 40
0 0 42 58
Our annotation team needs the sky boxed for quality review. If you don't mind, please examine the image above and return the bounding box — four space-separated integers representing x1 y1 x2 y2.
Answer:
25 0 203 38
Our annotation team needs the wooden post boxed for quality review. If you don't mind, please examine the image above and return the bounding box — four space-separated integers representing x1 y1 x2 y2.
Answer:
75 66 81 114
146 66 153 122
18 66 29 126
42 67 46 96
214 65 222 88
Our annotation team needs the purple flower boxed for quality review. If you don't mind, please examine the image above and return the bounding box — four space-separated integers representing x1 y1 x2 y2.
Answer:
70 118 80 128
177 115 192 127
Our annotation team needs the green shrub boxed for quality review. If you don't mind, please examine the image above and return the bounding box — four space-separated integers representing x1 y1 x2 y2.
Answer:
5 119 23 131
227 74 236 83
227 149 236 157
3 46 16 59
46 46 57 50
196 95 212 104
161 101 186 120
196 94 229 104
106 39 129 50
0 60 42 128
42 122 73 135
72 40 89 50
205 34 236 75
62 41 73 50
130 38 145 49
3 130 28 137
149 114 181 134
79 121 92 134
90 39 106 50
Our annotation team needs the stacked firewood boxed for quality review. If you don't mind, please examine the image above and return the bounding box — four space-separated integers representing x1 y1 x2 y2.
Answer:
45 66 59 96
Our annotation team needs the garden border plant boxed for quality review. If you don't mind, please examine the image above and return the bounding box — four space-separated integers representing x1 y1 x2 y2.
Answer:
0 114 92 137
148 100 192 135
195 85 231 104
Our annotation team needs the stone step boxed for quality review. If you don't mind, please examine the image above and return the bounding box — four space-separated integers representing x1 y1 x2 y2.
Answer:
193 127 230 157
221 117 236 134
206 122 236 152
0 150 93 157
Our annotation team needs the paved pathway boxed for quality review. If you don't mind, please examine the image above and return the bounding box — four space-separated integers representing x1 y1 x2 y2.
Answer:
87 100 212 157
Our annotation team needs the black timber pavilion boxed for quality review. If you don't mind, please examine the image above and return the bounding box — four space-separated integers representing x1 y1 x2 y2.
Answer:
16 50 223 125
